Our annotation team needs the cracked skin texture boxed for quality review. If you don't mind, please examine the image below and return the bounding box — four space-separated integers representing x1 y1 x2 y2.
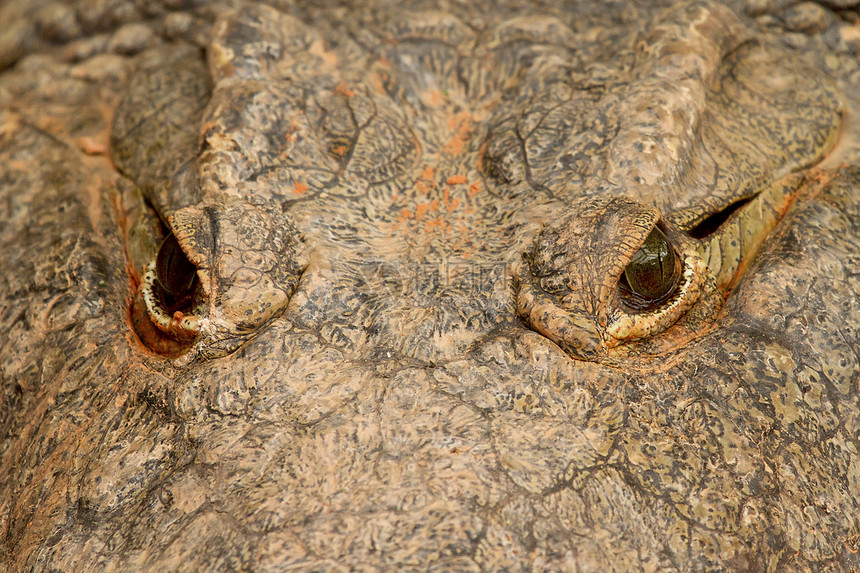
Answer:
0 0 859 571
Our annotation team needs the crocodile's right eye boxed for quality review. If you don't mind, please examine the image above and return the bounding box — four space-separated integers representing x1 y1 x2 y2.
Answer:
515 196 710 361
155 233 197 304
620 226 682 309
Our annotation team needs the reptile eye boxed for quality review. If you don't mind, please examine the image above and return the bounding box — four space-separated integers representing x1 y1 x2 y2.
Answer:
621 226 681 308
155 233 197 302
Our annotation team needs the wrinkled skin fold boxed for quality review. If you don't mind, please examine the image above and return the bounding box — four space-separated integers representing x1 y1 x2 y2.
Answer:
1 1 859 571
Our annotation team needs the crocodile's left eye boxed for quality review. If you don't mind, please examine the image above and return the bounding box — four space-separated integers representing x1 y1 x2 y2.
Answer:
620 226 681 309
155 233 197 304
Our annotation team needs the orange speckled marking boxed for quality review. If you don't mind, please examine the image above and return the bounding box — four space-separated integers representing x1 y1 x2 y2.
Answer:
331 143 348 157
428 90 444 106
335 82 355 97
416 166 436 194
415 203 429 219
447 175 467 185
293 181 308 194
469 182 481 196
423 216 448 233
442 112 472 156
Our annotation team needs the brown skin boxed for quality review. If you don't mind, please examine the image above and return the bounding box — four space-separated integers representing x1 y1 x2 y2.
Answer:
1 1 859 571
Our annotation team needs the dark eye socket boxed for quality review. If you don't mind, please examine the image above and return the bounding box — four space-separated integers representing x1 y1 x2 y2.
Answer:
155 233 197 302
620 226 681 309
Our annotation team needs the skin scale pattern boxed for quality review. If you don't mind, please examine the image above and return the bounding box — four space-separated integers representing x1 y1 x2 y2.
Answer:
0 0 859 571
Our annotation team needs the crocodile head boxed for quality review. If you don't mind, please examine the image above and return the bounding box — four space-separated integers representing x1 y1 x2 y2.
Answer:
1 1 858 570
